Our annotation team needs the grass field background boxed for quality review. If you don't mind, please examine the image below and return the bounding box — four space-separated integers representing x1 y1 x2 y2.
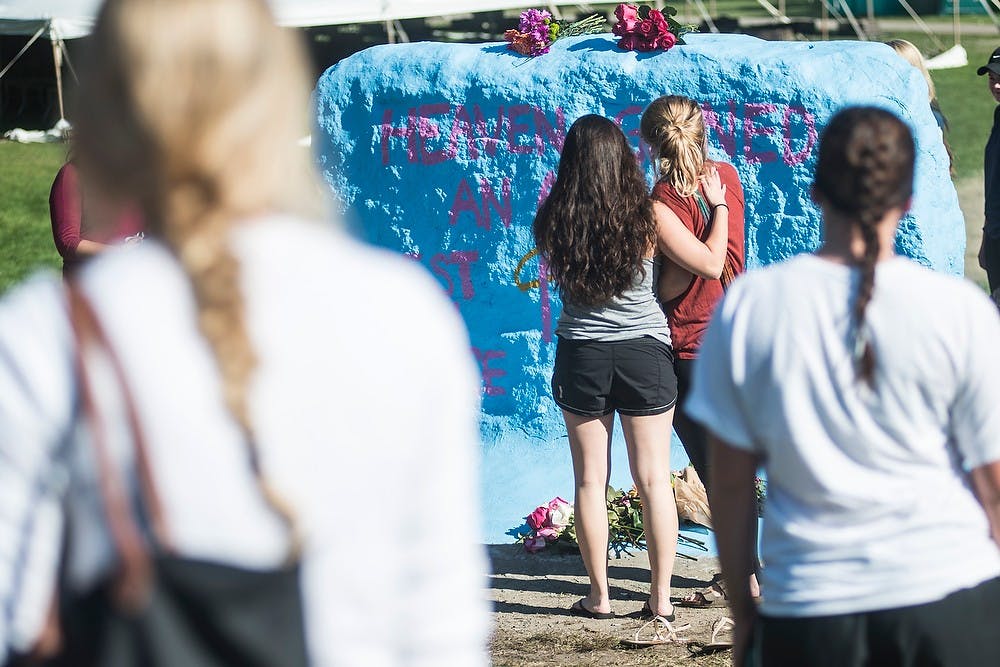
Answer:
1 20 996 293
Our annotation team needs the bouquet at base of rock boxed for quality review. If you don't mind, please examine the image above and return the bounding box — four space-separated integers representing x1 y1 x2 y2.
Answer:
612 3 695 52
519 497 575 553
504 9 607 57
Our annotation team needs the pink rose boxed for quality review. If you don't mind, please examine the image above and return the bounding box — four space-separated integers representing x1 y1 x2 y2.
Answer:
614 3 640 34
526 506 548 530
524 535 547 553
536 526 559 540
637 19 655 37
656 30 677 51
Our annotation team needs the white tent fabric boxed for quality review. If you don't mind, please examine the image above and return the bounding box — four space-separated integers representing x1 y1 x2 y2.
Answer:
0 0 586 37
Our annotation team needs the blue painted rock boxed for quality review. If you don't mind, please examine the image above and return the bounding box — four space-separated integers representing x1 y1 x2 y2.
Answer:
314 34 963 541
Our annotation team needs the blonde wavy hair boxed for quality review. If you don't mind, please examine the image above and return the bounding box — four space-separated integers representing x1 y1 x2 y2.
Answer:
885 39 938 104
640 95 708 197
74 0 324 439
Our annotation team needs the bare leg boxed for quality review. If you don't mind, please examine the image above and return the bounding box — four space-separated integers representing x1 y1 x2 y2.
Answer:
563 410 615 614
621 409 677 617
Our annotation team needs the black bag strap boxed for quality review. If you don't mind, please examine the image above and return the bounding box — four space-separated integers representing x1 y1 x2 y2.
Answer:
693 190 736 292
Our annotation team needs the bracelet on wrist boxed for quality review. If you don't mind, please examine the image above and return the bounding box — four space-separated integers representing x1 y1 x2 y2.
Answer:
712 203 729 212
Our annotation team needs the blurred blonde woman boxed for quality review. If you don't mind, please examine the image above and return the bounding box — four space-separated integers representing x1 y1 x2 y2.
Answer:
886 39 948 130
0 0 490 665
886 38 954 173
639 95 758 609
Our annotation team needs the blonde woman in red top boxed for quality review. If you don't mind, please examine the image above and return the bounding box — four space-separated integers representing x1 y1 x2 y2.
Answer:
640 95 758 608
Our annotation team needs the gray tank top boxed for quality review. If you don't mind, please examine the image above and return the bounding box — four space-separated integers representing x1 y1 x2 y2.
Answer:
555 256 671 346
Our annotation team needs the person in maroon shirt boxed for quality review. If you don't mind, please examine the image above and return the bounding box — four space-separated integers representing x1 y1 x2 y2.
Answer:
640 95 758 609
49 160 144 276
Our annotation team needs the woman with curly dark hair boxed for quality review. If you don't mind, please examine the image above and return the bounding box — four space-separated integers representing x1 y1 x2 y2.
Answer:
534 114 729 626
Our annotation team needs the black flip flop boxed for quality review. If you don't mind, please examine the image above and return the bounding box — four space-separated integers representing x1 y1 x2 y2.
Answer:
569 599 615 619
631 601 675 622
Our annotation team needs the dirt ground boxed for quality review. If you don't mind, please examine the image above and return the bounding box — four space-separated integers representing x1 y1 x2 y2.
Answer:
488 542 734 667
487 176 988 667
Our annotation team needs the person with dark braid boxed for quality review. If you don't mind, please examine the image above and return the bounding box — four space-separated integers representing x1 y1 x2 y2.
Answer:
687 107 1000 667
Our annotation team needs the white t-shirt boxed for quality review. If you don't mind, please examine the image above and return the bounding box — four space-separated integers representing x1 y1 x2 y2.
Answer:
687 254 1000 618
0 215 490 666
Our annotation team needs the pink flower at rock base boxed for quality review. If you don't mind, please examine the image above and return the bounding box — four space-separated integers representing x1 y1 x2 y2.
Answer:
613 3 640 34
547 497 573 530
536 526 560 541
526 506 549 530
524 535 548 553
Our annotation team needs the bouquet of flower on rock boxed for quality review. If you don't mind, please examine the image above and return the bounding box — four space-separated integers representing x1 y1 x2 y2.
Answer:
612 2 696 52
504 9 607 57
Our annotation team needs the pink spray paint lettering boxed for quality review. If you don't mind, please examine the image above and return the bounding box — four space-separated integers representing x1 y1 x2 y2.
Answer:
379 103 566 165
429 250 480 300
448 177 512 230
701 100 817 166
743 103 778 164
376 100 820 401
473 347 507 396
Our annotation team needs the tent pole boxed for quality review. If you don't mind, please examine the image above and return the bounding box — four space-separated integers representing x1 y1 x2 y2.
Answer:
954 0 961 45
52 33 65 121
837 0 868 39
0 24 46 80
60 38 79 83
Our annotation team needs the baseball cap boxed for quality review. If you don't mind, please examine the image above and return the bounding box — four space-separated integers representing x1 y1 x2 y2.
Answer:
977 47 1000 76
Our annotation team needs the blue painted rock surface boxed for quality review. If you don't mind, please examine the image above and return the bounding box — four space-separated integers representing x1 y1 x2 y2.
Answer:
314 34 963 542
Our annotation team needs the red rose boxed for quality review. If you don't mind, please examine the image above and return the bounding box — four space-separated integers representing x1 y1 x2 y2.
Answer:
648 9 669 32
618 34 639 51
634 35 657 51
657 30 677 50
637 19 655 37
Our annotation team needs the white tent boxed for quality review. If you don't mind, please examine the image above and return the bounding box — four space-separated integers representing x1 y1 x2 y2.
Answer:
0 0 589 125
0 0 588 36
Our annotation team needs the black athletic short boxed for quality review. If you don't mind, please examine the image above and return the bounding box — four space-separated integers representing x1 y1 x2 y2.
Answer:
748 577 1000 667
551 335 677 417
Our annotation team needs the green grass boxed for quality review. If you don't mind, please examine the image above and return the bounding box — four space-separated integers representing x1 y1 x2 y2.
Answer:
0 142 65 291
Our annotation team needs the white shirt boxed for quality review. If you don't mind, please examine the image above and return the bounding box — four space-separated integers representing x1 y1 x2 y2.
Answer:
0 215 491 666
687 254 1000 617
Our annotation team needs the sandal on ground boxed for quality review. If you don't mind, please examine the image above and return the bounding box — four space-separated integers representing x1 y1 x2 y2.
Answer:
629 601 675 622
621 615 691 647
688 616 735 655
568 599 614 620
673 573 728 609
